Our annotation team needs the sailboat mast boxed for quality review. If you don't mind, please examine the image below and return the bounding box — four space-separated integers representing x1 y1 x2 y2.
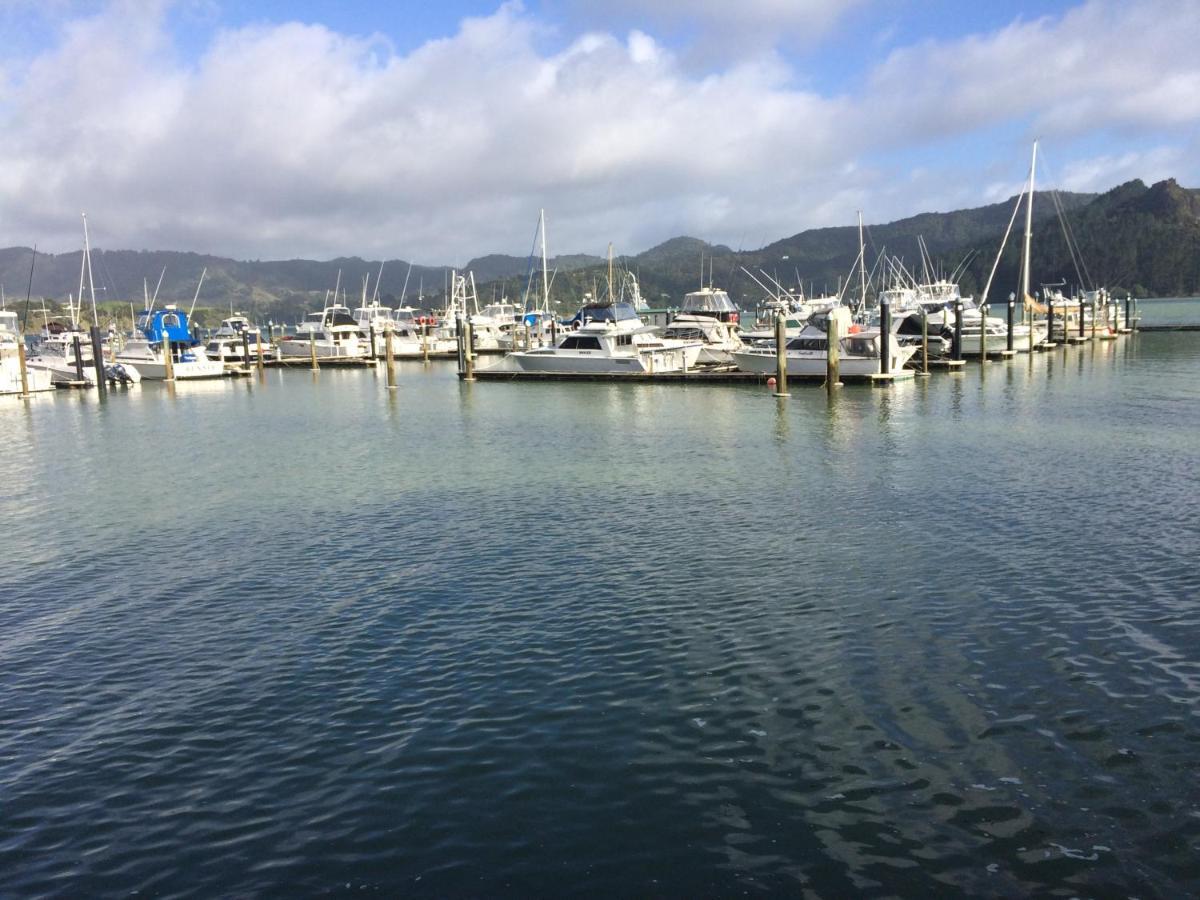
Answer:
540 209 549 312
82 213 99 324
608 243 614 303
858 211 867 311
1022 141 1037 300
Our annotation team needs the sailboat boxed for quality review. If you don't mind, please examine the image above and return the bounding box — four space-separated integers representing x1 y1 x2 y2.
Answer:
0 308 53 394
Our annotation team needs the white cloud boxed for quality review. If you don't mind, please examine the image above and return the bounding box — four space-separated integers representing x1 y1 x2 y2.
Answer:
0 0 1197 264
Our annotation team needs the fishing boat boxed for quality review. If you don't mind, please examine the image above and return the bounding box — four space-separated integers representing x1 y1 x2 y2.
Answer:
661 288 743 365
510 300 703 374
731 311 916 377
278 305 368 359
204 315 271 366
117 306 226 379
26 318 140 385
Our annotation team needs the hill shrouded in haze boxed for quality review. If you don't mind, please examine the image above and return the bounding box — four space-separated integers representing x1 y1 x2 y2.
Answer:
2 179 1196 327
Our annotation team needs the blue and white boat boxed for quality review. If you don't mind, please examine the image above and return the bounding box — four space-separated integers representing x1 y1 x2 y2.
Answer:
117 306 226 380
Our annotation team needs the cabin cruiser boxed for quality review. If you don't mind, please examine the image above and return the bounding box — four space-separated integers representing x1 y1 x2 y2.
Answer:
732 310 916 376
661 288 743 365
510 302 703 374
116 306 226 379
26 322 141 385
278 305 368 358
204 315 271 366
0 310 54 394
469 301 523 350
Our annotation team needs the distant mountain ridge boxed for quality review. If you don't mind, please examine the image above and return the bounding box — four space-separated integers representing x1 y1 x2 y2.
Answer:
2 178 1196 325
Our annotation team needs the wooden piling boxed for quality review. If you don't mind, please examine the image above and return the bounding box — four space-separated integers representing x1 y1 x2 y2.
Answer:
72 334 85 381
463 321 476 381
919 309 929 376
162 335 175 382
952 302 963 361
826 313 841 392
309 332 318 371
422 323 430 362
1047 298 1056 345
90 325 107 393
256 331 265 372
1090 298 1097 339
242 332 251 371
879 299 891 376
1078 298 1086 339
773 312 789 397
978 303 987 363
1006 300 1015 352
17 337 30 398
369 325 377 361
385 325 397 390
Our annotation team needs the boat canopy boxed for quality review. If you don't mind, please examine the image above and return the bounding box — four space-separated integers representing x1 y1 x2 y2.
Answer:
681 289 737 315
137 307 194 343
572 303 640 326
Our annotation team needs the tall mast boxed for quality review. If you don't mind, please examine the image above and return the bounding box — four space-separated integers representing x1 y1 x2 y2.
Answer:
608 243 614 303
540 209 549 312
1022 140 1038 300
857 211 867 309
82 213 99 324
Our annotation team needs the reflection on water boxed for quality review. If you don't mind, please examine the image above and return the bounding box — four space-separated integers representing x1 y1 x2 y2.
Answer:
1 339 1199 897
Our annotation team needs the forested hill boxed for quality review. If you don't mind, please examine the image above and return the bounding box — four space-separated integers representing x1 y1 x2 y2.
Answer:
2 178 1196 325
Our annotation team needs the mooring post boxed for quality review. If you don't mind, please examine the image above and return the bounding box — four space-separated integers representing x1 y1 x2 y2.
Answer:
17 337 30 398
826 312 841 392
162 335 175 382
1090 297 1097 339
1132 298 1139 332
879 298 892 375
422 323 430 362
773 311 789 397
368 324 377 361
90 325 107 393
1047 297 1055 345
920 308 929 375
952 302 963 361
72 333 85 382
242 331 251 372
385 324 397 389
309 331 318 371
550 318 558 345
256 331 265 372
525 323 532 353
455 316 464 373
978 303 987 363
1006 298 1015 352
464 320 476 381
1078 297 1085 339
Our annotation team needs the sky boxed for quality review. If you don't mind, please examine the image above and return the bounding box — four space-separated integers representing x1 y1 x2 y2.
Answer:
0 0 1197 264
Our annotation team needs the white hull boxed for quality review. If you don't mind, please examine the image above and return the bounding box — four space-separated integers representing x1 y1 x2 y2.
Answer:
511 344 702 374
732 345 916 376
1 357 54 393
27 356 142 384
116 356 225 380
277 338 366 359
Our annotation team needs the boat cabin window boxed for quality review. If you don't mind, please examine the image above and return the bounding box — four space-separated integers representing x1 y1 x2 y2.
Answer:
162 313 181 328
616 334 633 346
681 290 736 313
846 338 878 356
559 336 601 350
786 338 827 351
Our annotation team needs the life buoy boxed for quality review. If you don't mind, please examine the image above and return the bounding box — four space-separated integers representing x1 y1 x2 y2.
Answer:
848 324 862 334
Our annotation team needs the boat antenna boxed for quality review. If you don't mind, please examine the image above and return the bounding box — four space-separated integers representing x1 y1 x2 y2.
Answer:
399 261 413 306
20 244 37 331
541 209 550 314
858 211 868 310
188 267 208 318
371 260 385 305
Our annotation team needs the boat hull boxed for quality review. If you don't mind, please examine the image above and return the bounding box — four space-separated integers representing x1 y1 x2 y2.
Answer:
511 345 702 374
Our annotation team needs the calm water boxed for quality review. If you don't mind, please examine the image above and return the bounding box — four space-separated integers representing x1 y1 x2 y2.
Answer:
2 333 1199 897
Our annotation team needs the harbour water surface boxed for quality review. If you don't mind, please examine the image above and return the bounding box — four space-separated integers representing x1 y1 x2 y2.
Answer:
2 328 1199 895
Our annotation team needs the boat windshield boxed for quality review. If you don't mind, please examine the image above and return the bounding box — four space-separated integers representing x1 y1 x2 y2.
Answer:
681 290 736 314
578 303 640 324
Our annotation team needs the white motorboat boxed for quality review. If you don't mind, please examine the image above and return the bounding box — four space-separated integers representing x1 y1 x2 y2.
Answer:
0 311 53 394
510 301 702 374
26 321 141 385
661 288 743 365
732 312 916 377
278 305 368 359
117 306 226 379
204 315 271 366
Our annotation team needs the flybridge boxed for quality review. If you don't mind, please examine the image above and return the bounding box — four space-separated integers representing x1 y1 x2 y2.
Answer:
136 306 195 344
